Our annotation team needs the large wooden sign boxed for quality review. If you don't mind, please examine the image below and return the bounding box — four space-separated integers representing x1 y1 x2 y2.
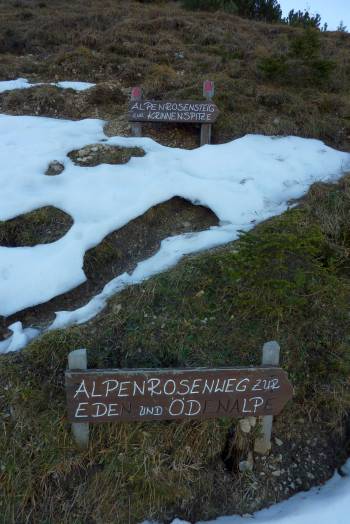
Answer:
65 367 293 424
129 100 219 124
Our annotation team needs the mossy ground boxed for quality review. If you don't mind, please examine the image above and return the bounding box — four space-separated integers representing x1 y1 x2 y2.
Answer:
1 176 350 523
68 144 145 166
0 206 72 247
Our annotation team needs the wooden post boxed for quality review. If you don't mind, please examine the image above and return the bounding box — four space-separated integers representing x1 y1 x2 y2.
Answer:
254 341 280 455
130 86 142 137
200 80 214 146
68 348 89 448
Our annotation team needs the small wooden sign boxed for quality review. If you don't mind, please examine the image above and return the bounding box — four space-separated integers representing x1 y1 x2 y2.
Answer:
65 367 293 424
128 81 218 145
129 99 219 124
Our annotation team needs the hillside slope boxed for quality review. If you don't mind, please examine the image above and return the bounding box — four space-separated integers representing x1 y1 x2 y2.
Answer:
0 2 349 523
0 0 349 149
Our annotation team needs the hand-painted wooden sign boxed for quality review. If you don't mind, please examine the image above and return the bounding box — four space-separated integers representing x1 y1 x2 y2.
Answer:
129 99 219 124
65 367 293 424
128 81 218 145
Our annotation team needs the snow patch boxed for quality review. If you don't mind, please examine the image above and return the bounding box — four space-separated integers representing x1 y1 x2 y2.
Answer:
0 78 95 93
0 114 349 352
0 321 39 353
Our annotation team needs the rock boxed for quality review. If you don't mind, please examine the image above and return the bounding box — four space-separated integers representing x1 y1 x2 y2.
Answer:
239 460 252 472
271 470 281 477
248 416 256 428
239 451 254 473
45 160 64 176
239 419 251 433
274 437 283 447
113 303 122 314
254 438 271 455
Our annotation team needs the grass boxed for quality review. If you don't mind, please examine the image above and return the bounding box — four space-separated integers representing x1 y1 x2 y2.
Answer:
1 175 350 523
0 206 72 247
0 1 350 521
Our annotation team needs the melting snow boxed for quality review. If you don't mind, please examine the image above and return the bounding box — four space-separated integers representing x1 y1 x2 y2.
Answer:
0 113 349 353
0 78 95 93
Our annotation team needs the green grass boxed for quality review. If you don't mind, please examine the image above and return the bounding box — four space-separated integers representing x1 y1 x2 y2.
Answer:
1 175 350 523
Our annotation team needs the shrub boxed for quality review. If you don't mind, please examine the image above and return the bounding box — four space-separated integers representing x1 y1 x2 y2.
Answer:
236 0 282 22
258 29 337 87
290 29 321 60
285 9 322 29
181 0 237 13
310 59 337 84
258 55 288 80
182 0 283 21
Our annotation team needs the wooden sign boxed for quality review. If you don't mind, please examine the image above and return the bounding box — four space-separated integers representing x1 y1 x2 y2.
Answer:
129 99 219 124
128 81 218 146
65 366 293 424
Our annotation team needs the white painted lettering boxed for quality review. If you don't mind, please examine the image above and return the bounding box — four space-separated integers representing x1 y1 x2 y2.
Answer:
75 402 89 418
237 378 249 392
102 379 118 397
91 380 102 398
169 399 184 416
186 399 201 416
74 379 90 399
108 403 121 416
92 403 108 417
163 379 176 395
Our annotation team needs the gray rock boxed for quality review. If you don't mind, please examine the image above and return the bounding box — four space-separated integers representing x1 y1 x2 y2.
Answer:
45 160 64 176
271 470 281 477
239 418 251 433
239 451 254 473
239 460 253 473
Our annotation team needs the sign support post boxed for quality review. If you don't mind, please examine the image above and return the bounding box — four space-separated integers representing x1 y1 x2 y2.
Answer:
200 80 214 146
130 86 142 137
254 341 280 455
68 348 89 448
